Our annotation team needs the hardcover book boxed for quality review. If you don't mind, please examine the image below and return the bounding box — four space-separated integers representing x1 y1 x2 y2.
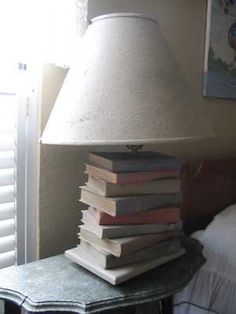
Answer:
81 210 180 239
86 175 180 197
79 238 182 269
80 186 181 216
79 228 177 257
85 163 181 184
88 206 181 225
65 245 185 285
88 152 183 172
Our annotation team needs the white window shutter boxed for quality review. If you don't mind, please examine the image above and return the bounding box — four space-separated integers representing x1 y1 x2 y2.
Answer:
0 62 39 267
0 93 17 269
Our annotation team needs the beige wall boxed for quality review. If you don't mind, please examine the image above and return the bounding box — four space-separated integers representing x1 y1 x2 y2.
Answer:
39 65 87 257
39 0 236 257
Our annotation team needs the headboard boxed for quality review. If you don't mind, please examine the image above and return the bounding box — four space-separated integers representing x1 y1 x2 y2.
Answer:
181 158 236 234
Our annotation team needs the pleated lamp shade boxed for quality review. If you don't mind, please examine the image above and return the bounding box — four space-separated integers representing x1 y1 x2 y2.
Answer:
41 13 213 146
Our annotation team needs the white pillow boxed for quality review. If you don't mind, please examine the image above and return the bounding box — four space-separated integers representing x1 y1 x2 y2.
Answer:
201 203 236 263
214 203 236 222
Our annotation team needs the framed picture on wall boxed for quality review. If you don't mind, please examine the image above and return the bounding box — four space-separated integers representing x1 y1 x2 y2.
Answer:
203 0 236 99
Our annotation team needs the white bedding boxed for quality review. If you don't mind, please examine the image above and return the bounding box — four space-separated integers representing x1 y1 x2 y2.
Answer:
174 204 236 314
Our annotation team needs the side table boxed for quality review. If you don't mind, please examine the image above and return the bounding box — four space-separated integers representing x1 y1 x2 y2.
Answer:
0 237 205 314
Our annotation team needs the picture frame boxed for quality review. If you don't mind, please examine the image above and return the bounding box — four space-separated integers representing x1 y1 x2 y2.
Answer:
203 0 236 99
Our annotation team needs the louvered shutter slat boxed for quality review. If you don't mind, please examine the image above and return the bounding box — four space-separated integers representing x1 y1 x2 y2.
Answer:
0 251 15 269
0 185 15 203
0 134 15 151
0 72 18 269
0 98 17 268
0 202 15 220
0 219 15 237
0 235 15 254
0 169 15 186
0 151 14 169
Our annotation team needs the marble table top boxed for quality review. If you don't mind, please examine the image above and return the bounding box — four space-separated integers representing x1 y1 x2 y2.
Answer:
0 237 205 313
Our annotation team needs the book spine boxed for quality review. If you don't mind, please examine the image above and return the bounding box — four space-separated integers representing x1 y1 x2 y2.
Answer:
88 153 182 172
85 164 181 184
106 238 182 269
96 207 181 225
112 160 182 173
81 188 181 216
105 207 179 224
116 193 181 215
81 220 179 239
81 237 181 269
87 175 180 197
116 169 181 184
121 232 175 256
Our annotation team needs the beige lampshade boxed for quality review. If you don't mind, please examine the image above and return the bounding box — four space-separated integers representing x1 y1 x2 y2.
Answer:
41 13 213 145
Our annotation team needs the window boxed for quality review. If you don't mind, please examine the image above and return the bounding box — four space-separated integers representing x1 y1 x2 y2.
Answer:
0 93 17 268
0 63 39 268
0 0 87 268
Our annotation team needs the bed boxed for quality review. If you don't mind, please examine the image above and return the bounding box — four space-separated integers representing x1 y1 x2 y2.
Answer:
173 158 236 314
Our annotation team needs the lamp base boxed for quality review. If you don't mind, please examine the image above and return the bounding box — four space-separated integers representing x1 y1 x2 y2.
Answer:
67 151 184 284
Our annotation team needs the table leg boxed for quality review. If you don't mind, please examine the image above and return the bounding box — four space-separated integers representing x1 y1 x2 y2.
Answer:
102 306 136 313
4 300 21 314
101 302 161 314
135 301 160 314
161 296 173 314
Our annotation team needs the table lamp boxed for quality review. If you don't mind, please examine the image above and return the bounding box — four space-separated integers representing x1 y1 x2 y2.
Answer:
41 13 213 284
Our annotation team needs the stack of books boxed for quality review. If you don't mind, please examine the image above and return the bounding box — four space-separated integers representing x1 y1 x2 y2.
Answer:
66 151 185 285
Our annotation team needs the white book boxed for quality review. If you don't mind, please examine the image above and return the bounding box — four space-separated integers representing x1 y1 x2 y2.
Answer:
80 238 182 269
65 245 185 285
80 185 181 217
81 210 179 239
79 228 177 257
86 175 180 197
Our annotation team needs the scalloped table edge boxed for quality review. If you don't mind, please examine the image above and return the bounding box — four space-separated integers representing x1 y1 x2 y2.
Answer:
0 237 206 313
